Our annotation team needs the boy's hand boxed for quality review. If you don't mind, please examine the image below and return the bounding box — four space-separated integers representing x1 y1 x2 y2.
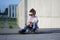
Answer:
27 22 33 25
33 20 39 23
29 22 33 27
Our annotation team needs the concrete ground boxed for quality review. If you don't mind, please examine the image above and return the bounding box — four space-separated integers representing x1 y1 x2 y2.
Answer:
0 28 60 40
0 28 60 34
0 33 60 40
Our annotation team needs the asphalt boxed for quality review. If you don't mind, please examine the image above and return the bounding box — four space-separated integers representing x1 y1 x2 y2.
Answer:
0 28 60 35
0 33 60 40
0 28 60 40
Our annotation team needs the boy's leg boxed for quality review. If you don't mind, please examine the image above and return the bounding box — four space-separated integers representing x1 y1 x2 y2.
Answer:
32 23 38 32
23 25 29 30
20 25 29 33
33 23 38 29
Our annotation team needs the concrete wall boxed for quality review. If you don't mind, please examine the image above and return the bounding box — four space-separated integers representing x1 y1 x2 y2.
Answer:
17 0 60 28
27 0 60 28
16 0 25 29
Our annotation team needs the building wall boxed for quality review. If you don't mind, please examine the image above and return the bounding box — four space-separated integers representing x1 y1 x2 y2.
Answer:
8 5 17 18
27 0 60 28
17 0 60 28
16 0 26 29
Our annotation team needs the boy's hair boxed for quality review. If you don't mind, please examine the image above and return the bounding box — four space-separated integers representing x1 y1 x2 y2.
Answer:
29 8 36 15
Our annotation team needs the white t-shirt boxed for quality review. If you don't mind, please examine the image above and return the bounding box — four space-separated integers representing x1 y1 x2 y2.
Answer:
27 16 38 23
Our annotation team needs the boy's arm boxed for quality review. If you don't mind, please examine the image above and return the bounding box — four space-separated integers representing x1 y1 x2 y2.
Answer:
27 22 33 25
26 22 30 25
35 16 39 23
34 20 39 23
33 17 39 23
36 20 39 23
27 17 33 25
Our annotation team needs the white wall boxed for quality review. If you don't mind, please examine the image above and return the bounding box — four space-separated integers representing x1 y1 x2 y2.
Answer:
16 0 25 29
27 0 60 28
17 0 60 28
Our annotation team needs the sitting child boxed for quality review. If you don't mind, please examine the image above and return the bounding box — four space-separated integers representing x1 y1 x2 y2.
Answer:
20 8 39 33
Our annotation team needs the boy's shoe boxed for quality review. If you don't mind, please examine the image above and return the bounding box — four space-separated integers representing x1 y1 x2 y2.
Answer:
19 29 26 34
31 29 36 33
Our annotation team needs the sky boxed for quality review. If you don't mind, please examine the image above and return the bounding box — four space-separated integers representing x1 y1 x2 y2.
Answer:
0 0 21 12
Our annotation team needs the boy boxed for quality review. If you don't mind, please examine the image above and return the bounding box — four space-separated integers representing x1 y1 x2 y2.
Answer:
20 8 39 33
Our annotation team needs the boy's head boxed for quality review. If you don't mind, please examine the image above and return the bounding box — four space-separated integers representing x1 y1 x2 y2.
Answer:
29 8 36 16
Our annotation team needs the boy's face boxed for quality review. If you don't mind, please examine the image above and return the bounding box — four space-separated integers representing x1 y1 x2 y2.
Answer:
29 12 35 17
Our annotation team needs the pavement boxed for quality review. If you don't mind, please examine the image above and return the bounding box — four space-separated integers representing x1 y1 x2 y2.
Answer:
0 28 60 40
0 28 20 34
0 33 60 40
0 28 60 34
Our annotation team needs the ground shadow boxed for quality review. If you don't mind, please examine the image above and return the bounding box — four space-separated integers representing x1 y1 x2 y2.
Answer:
19 29 60 34
0 29 60 35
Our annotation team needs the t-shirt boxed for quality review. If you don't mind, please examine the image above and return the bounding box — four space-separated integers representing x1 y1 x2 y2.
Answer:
27 16 38 23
